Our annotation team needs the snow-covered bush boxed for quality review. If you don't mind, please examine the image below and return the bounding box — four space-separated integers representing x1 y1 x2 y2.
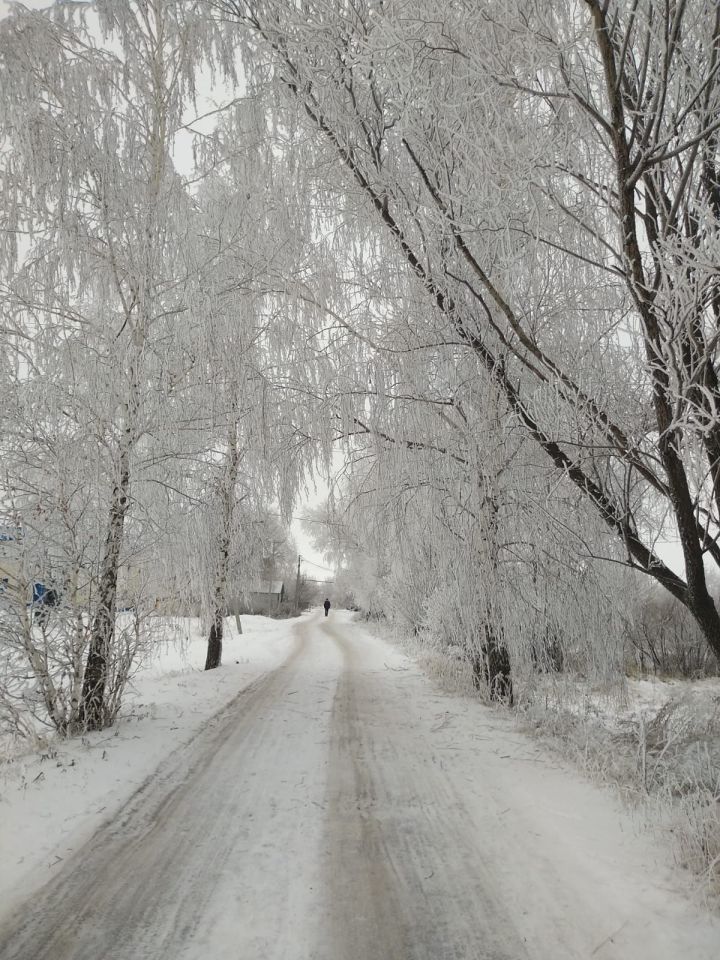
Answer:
625 590 720 679
521 680 720 898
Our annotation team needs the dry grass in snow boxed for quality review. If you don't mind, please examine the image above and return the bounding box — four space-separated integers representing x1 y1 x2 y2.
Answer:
388 624 720 904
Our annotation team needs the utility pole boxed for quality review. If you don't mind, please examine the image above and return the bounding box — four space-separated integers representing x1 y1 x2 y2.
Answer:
294 554 301 613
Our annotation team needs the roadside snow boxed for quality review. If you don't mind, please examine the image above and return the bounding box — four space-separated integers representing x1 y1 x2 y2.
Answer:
570 674 720 727
397 625 720 902
0 613 301 915
332 615 720 957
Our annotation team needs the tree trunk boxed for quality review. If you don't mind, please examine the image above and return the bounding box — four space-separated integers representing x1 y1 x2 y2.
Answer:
78 446 131 731
204 425 240 671
205 541 229 670
205 610 223 670
687 591 720 666
471 624 513 706
485 633 513 705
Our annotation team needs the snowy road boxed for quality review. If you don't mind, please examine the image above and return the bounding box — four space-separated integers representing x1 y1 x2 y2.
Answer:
0 611 717 959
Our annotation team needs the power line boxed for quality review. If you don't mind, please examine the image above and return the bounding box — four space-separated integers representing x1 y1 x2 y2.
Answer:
267 512 342 525
299 555 335 573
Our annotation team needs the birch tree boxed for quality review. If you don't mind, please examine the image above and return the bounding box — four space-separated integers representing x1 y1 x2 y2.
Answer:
182 101 326 667
221 0 720 664
315 326 631 700
0 0 235 728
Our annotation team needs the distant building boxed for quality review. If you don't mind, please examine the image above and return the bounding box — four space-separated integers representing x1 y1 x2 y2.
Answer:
228 580 286 615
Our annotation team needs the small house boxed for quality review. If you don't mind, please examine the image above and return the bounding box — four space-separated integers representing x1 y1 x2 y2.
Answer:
228 580 285 615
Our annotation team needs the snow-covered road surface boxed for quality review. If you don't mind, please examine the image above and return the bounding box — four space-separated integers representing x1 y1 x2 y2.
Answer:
0 610 717 959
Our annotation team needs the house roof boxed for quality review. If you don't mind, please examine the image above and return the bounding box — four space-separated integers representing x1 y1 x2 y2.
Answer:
250 580 284 595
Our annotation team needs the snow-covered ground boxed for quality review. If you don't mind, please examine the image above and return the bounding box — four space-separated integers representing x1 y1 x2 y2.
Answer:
503 670 720 898
0 609 718 959
527 672 720 727
0 612 303 915
626 675 720 713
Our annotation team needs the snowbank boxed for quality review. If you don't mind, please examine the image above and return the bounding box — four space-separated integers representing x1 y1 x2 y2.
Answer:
0 613 302 914
515 674 720 898
377 621 720 901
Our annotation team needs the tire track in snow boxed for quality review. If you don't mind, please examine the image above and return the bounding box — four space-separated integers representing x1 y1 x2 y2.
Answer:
2 611 716 959
0 626 321 960
322 623 530 960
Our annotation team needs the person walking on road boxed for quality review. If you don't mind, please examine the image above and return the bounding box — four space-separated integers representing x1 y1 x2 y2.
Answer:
323 598 331 617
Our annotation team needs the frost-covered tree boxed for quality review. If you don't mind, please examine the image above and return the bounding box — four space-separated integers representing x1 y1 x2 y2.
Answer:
0 313 176 734
222 0 720 664
179 102 327 667
318 340 632 701
0 0 237 728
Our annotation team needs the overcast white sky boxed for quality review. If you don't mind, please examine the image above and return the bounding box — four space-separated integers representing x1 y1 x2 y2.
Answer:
290 482 333 575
